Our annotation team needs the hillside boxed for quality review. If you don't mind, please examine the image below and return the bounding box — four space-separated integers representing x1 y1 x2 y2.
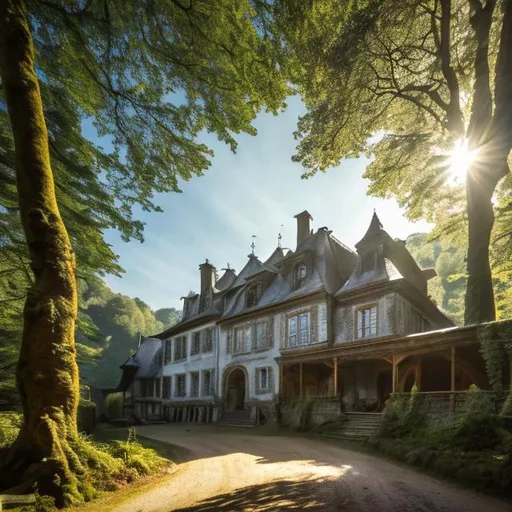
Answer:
406 233 466 326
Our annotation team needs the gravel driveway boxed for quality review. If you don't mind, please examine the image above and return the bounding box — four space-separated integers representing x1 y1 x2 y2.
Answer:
115 424 511 512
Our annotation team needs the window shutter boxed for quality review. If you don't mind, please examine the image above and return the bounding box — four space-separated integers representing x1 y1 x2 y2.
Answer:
267 318 274 348
227 329 232 353
268 367 274 392
255 368 259 394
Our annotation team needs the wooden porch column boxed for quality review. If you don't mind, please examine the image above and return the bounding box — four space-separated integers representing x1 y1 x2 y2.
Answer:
415 359 422 390
299 363 303 398
450 347 456 391
392 354 396 393
333 357 338 396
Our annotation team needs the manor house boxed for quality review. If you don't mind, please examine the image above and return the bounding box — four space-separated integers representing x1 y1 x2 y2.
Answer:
118 210 491 426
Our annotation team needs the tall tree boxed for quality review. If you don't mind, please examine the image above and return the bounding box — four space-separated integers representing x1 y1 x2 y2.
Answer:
280 0 512 324
0 0 287 504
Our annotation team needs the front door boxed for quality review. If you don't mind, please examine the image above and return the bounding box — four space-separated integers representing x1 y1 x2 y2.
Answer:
226 368 246 411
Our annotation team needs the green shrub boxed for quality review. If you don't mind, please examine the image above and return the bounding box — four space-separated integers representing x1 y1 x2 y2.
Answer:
105 392 123 420
0 411 22 448
78 399 96 434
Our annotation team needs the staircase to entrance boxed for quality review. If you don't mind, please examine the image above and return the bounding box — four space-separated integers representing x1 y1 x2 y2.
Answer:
219 409 256 427
320 412 383 441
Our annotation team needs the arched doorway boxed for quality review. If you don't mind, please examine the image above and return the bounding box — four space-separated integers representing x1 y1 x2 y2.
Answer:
225 367 246 411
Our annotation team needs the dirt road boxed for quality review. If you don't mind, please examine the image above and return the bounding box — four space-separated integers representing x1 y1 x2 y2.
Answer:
115 424 511 512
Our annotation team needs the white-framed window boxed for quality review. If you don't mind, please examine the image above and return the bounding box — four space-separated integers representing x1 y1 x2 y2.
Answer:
190 372 200 397
162 376 171 399
254 321 268 350
287 312 310 347
202 369 213 396
191 331 201 355
360 251 376 273
293 263 307 290
175 374 186 397
356 305 377 339
256 367 270 393
164 339 172 364
203 328 213 352
174 335 188 361
234 326 251 354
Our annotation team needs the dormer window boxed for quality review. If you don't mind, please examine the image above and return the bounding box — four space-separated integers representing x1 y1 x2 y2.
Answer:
361 251 376 273
246 283 260 308
183 299 190 317
293 263 307 290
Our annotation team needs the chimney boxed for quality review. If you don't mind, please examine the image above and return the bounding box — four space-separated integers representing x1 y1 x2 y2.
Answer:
294 210 313 249
199 259 216 310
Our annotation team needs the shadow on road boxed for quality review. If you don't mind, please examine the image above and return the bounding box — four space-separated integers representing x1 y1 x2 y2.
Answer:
171 476 350 511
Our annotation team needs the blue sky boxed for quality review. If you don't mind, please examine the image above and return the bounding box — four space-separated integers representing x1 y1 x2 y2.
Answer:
102 96 431 311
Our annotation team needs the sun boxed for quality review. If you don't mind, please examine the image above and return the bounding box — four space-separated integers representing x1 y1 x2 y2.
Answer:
446 138 478 184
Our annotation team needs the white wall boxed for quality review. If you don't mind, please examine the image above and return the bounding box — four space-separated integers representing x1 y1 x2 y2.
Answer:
162 320 218 402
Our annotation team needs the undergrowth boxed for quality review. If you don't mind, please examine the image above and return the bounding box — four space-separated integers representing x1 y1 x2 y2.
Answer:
372 387 512 495
0 417 173 510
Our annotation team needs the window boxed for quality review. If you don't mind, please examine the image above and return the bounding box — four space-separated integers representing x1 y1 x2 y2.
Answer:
245 284 260 308
175 374 186 397
155 379 161 398
190 372 200 397
164 339 172 365
293 263 307 290
162 377 171 399
140 379 149 398
356 305 377 338
254 321 268 350
192 332 201 355
203 328 213 352
287 312 310 347
256 367 270 393
361 251 376 273
202 370 213 396
234 327 251 354
174 336 187 361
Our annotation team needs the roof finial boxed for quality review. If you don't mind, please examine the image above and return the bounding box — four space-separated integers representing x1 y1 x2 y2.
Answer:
278 225 283 248
251 235 257 255
227 262 230 269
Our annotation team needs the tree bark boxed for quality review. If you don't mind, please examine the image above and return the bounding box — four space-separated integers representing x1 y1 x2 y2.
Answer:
0 0 82 505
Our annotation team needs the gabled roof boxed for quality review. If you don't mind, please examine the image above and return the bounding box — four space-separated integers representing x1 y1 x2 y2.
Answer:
231 254 266 288
215 268 237 292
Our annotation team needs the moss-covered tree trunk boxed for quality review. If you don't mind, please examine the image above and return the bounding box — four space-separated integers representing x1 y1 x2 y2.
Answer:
0 0 83 505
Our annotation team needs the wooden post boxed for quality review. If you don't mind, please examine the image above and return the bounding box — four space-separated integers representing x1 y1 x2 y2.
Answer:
451 347 456 391
450 347 456 412
392 354 396 393
415 359 422 390
333 357 338 396
299 363 303 398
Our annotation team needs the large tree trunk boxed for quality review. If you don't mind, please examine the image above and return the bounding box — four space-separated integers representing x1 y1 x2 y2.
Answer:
0 0 83 505
464 169 497 325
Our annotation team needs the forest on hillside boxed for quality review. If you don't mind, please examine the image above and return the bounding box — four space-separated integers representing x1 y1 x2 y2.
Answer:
0 276 181 407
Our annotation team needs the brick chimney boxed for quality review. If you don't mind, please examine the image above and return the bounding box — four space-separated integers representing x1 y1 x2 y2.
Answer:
199 259 216 311
294 210 313 249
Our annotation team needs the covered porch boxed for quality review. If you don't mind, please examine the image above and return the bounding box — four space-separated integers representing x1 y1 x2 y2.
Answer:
277 325 493 414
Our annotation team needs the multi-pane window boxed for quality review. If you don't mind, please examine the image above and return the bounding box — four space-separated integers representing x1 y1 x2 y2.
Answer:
190 372 200 397
191 332 201 355
162 377 171 399
140 379 156 398
155 379 161 398
234 327 251 354
202 370 213 396
288 312 310 347
356 305 377 339
256 367 270 392
246 284 260 308
174 335 188 361
175 374 186 397
361 251 376 273
164 339 172 364
203 328 213 352
254 321 268 350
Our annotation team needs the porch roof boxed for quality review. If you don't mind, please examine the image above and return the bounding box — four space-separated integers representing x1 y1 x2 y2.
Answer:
276 324 479 365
